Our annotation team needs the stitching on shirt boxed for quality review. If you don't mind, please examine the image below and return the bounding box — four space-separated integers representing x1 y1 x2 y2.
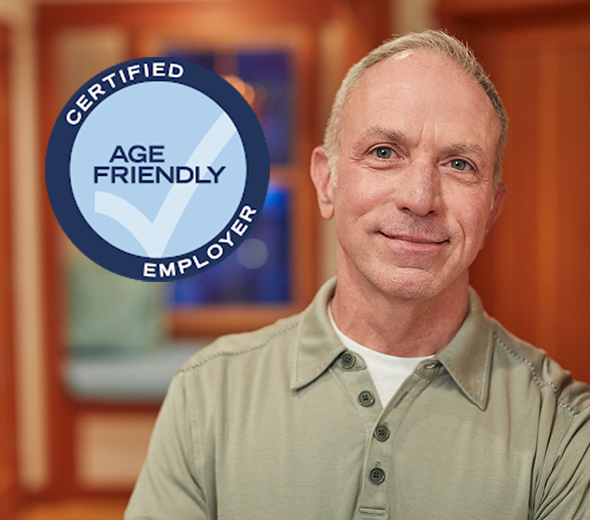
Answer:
494 333 578 416
181 322 300 372
358 507 386 518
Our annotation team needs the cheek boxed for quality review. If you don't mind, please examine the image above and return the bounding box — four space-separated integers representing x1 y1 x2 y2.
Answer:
334 169 388 217
455 195 493 249
332 177 384 247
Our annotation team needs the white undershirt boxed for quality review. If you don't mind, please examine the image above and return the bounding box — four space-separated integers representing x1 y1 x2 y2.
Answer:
328 303 432 406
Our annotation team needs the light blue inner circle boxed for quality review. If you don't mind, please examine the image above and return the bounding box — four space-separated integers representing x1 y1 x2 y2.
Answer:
70 81 247 258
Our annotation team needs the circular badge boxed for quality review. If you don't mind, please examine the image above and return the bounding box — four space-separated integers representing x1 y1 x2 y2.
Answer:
46 57 269 281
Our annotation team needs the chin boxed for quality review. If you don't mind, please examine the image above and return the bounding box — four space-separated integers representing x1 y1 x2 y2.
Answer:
368 268 456 301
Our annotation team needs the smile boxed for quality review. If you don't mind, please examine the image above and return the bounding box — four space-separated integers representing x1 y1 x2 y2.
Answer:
378 232 449 255
379 232 448 244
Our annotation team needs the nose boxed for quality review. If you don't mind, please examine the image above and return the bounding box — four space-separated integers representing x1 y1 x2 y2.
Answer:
393 160 442 216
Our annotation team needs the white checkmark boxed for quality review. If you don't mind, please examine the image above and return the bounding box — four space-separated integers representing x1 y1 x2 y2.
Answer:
94 113 237 258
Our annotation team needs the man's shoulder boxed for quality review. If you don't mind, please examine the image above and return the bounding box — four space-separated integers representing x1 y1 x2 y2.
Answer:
177 311 303 375
491 318 590 415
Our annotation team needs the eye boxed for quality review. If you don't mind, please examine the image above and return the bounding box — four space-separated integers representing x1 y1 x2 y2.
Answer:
372 146 394 159
448 159 473 171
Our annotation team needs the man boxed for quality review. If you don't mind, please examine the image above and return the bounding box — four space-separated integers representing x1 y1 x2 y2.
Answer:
126 31 590 519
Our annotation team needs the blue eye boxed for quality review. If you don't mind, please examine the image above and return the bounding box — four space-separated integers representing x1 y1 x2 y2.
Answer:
373 147 393 159
450 159 471 171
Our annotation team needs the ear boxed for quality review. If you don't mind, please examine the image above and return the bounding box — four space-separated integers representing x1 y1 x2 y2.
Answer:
310 146 335 220
485 182 507 234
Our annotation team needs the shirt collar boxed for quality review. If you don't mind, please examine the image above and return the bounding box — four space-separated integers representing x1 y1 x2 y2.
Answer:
290 278 344 391
290 279 495 411
435 287 495 410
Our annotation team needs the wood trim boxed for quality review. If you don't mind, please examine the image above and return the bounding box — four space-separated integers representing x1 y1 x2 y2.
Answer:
438 0 590 17
437 1 590 34
0 23 19 520
38 23 77 496
71 401 161 414
38 1 334 30
168 303 305 337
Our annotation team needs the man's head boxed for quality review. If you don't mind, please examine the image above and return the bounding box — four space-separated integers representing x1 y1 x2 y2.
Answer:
324 30 507 187
311 31 507 301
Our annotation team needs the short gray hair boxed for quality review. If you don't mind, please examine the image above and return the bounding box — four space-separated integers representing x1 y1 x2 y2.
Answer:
323 30 508 185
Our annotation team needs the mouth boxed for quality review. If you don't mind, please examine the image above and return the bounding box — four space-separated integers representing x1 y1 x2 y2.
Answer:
379 232 449 246
377 232 450 260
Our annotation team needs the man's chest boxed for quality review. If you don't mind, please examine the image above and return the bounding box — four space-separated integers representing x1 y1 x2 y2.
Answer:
202 369 536 520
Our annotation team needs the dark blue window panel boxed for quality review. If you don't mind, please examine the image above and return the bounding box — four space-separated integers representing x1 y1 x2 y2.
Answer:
170 184 290 305
238 52 292 165
164 49 293 165
164 51 216 72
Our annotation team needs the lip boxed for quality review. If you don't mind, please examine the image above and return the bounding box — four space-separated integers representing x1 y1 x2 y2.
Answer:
379 232 448 245
378 232 449 257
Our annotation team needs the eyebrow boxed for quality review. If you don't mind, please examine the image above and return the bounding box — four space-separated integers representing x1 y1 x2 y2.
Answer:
364 126 407 144
366 128 485 154
445 143 486 159
349 126 407 157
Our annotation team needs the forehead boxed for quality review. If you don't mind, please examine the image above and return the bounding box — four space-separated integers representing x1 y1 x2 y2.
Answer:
341 50 500 159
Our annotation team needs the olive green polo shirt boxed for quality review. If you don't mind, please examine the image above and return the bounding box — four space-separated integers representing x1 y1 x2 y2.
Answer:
126 279 590 520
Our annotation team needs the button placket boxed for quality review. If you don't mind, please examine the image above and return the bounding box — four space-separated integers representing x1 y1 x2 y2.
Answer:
357 370 433 516
330 352 380 426
329 351 389 515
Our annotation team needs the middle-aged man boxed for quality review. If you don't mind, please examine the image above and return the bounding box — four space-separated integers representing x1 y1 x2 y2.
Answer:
126 30 590 519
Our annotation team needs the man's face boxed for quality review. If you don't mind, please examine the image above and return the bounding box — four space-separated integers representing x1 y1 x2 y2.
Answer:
312 50 505 300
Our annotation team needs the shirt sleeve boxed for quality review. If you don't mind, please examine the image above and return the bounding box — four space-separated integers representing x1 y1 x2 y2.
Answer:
534 405 590 520
125 371 208 519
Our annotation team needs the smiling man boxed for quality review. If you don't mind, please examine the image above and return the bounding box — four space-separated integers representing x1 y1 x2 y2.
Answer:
311 45 506 360
126 31 590 520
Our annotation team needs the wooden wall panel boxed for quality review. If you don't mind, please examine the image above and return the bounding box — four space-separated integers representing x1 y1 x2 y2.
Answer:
442 9 590 384
553 48 590 372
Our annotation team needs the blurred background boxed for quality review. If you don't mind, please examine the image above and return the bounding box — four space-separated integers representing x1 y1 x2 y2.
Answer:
2 0 590 518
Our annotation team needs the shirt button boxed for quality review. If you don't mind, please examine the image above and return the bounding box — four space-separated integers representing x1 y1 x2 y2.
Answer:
340 351 356 369
369 467 386 484
374 424 390 442
358 390 375 407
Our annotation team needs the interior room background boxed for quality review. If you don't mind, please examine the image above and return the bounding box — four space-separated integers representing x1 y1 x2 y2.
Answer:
3 0 590 517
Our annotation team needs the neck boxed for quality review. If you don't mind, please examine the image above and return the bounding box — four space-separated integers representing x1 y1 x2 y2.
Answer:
331 268 469 358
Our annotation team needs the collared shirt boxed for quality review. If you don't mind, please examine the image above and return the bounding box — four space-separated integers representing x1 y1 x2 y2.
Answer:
126 278 590 520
